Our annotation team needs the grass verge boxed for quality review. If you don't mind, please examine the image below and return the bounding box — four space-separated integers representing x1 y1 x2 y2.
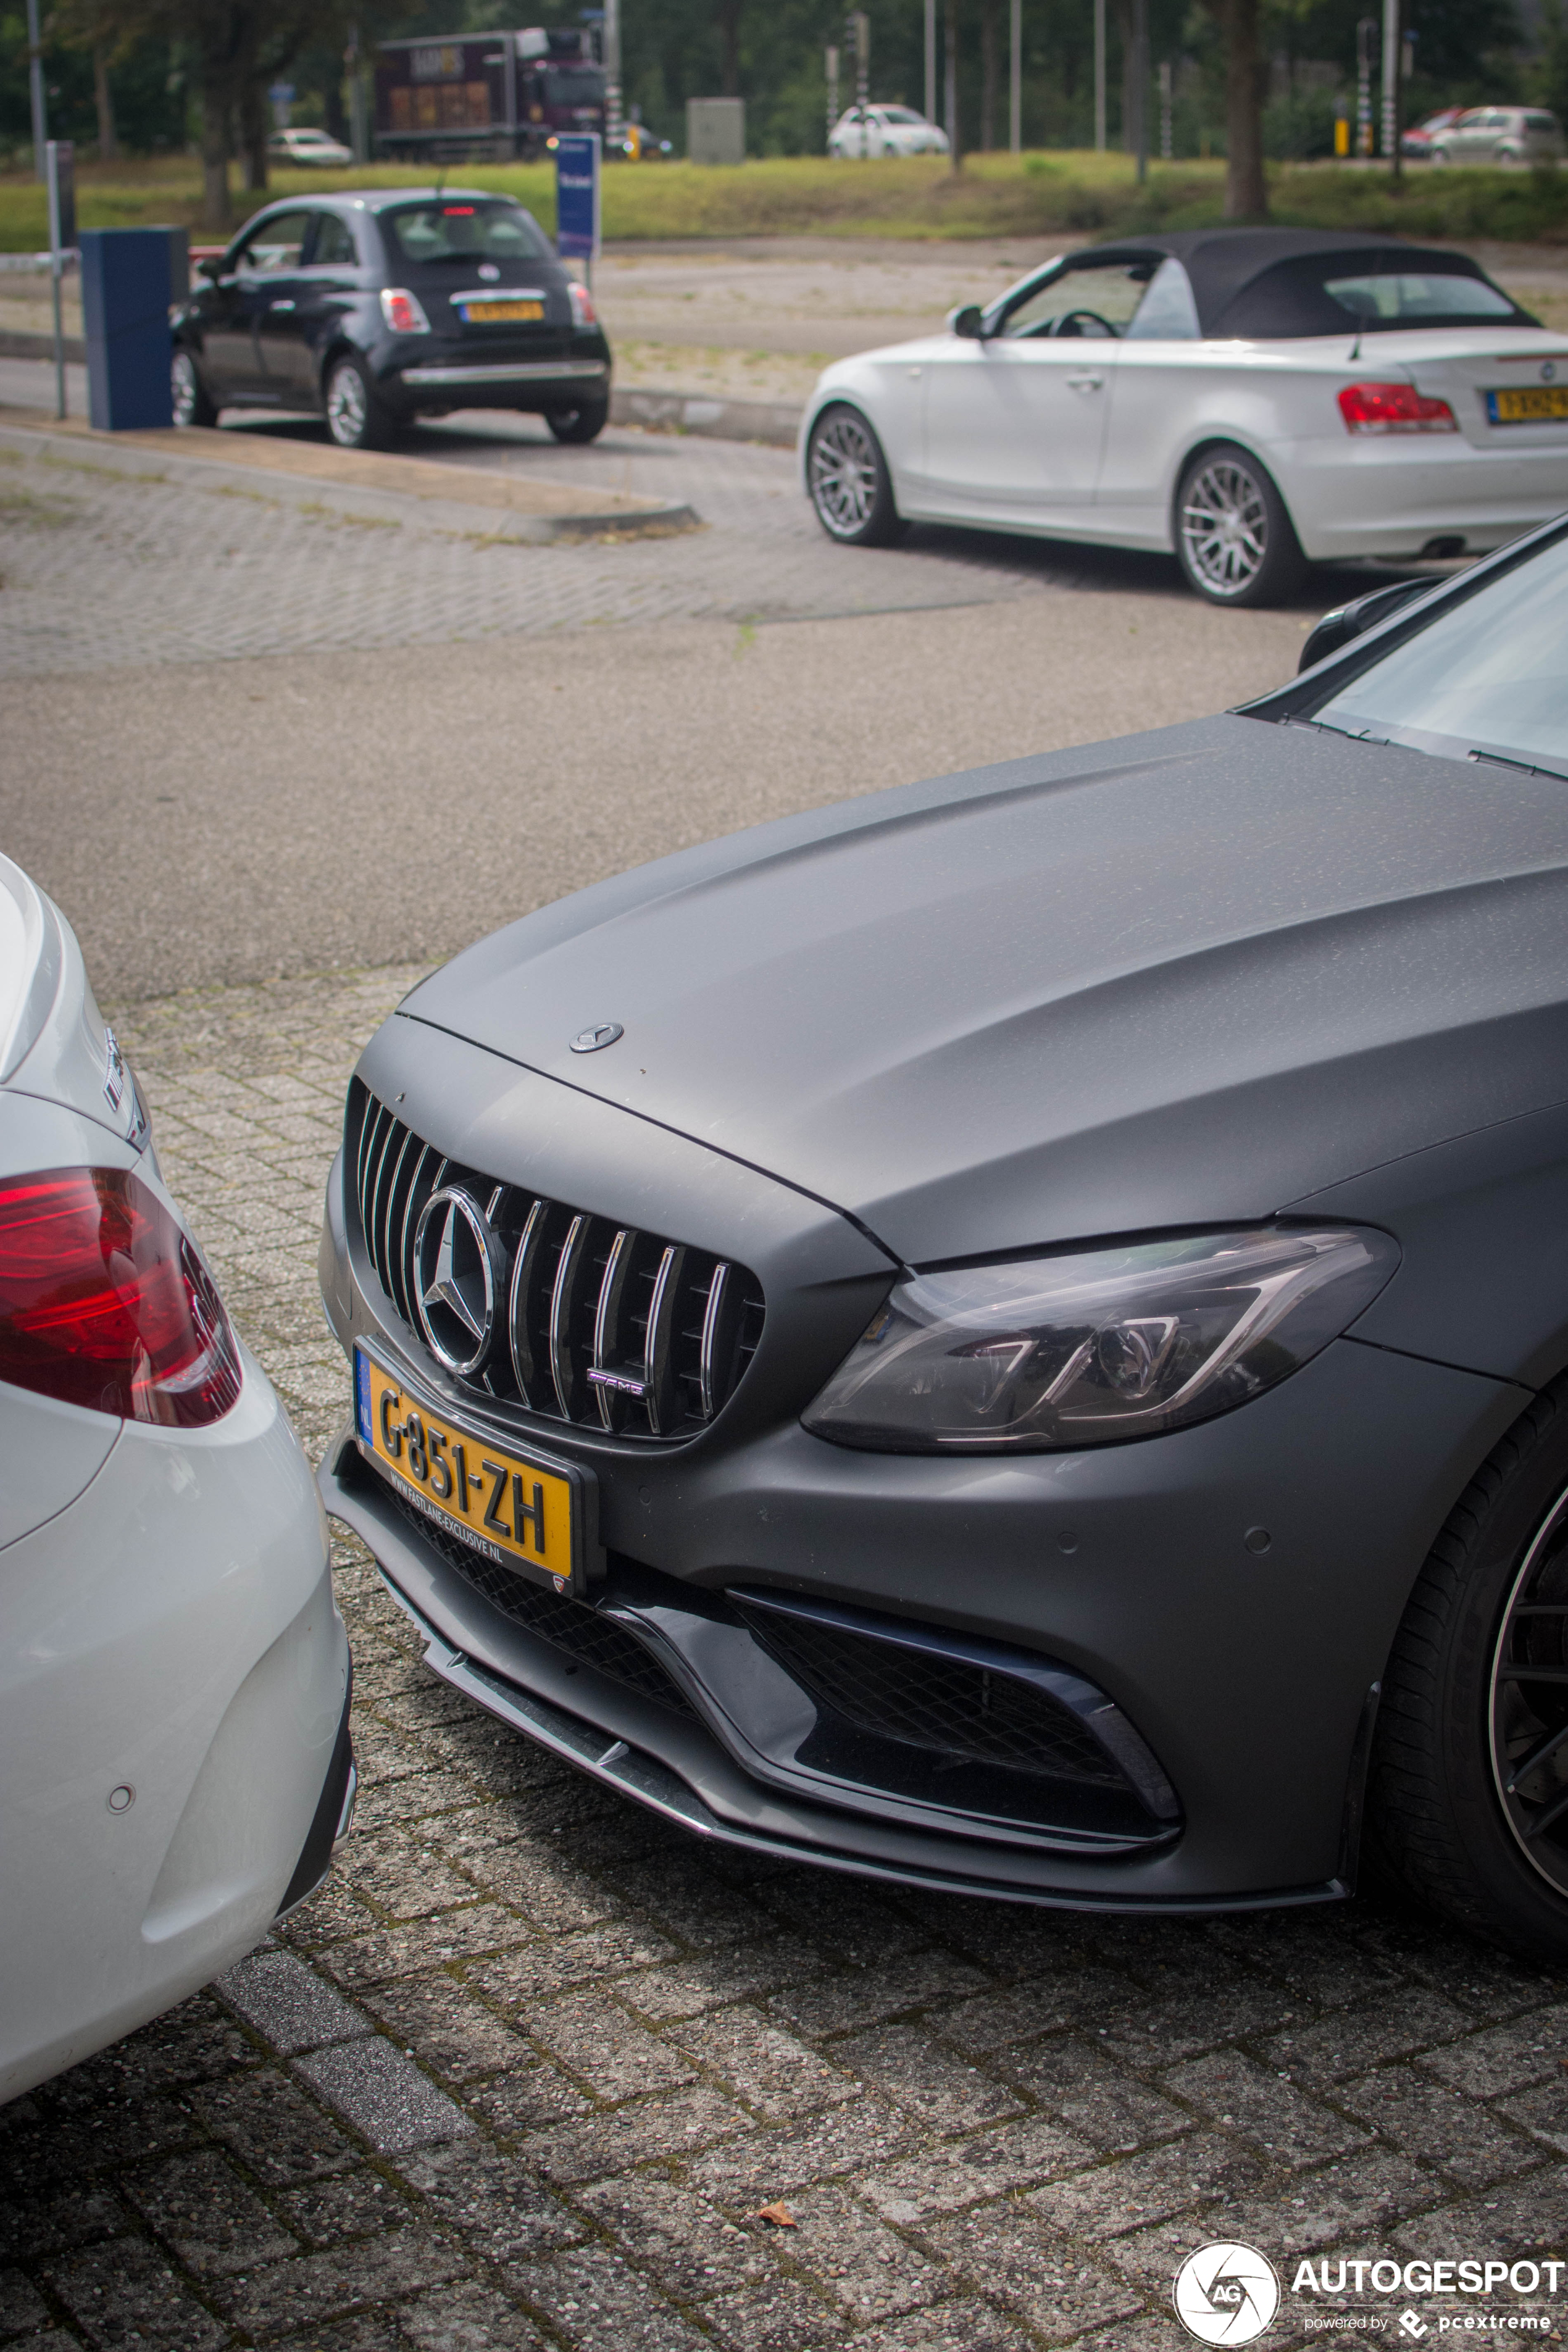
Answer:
4 150 1568 251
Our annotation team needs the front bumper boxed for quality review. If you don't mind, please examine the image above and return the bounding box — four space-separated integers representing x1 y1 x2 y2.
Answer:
0 1349 350 2104
318 1038 1524 1909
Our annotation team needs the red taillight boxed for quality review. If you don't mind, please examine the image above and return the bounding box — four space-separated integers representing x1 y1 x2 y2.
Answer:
569 280 598 327
0 1169 241 1426
379 288 430 335
1338 381 1458 435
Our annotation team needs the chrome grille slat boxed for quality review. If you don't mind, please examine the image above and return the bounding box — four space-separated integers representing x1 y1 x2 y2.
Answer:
345 1082 765 1440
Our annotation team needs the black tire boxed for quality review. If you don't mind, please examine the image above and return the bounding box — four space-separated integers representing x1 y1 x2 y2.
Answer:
1368 1378 1568 1964
806 402 905 548
324 354 393 452
1174 442 1307 608
171 346 218 430
546 396 609 444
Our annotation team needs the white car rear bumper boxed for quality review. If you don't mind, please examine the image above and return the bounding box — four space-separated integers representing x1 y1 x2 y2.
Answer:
1282 435 1568 560
0 1348 348 2104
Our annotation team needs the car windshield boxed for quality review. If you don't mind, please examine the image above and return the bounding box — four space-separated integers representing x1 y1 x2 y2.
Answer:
880 107 924 123
382 200 553 264
1303 533 1568 778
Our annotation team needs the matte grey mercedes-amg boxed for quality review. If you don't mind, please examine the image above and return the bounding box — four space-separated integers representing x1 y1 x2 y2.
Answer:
320 512 1568 1962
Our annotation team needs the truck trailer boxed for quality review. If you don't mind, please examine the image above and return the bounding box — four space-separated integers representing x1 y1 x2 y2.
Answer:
375 28 606 162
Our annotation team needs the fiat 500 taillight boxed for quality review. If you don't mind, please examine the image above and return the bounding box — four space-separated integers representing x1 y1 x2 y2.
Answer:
1339 382 1458 434
0 1168 241 1425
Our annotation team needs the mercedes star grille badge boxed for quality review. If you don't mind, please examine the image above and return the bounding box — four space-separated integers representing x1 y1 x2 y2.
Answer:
570 1022 623 1053
413 1187 505 1375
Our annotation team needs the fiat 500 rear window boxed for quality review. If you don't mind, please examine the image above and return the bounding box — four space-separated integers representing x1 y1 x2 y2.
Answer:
383 201 553 265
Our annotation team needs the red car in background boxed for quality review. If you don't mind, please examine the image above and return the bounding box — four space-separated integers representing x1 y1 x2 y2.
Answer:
1402 106 1465 159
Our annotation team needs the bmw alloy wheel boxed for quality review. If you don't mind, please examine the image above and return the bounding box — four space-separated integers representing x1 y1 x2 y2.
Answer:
1491 1482 1568 1898
809 410 881 540
1179 456 1270 596
327 362 369 448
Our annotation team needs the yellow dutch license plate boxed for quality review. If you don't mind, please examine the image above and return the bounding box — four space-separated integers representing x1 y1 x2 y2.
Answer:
1488 385 1568 425
464 298 543 323
356 1349 585 1595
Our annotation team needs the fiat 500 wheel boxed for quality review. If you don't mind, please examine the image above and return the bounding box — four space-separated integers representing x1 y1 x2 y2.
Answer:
325 356 392 451
171 348 217 430
807 404 904 547
1369 1381 1568 1964
545 396 609 444
1175 444 1307 607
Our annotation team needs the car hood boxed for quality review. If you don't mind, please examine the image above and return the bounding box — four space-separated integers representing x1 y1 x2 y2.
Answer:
401 713 1568 1266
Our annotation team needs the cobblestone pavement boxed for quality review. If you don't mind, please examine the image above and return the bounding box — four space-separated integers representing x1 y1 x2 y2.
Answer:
3 968 1564 2351
0 414 1115 679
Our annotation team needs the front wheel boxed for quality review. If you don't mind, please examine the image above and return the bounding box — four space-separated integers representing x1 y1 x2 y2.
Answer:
1174 443 1307 607
545 396 609 444
325 354 393 451
806 403 904 547
1369 1381 1568 1965
171 346 218 430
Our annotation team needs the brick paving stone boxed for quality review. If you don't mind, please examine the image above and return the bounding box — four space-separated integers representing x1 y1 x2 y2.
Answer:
702 2271 848 2351
526 1991 699 2101
392 2142 583 2264
921 2202 1145 2342
465 1924 680 2009
508 2243 709 2351
295 2037 475 2154
315 1907 539 1990
0 2188 126 2267
1000 2035 1193 2153
1161 2050 1370 2167
669 2009 862 2121
935 1974 1138 2057
1390 2159 1568 2258
120 2146 296 2276
620 1941 825 2025
340 1828 494 1922
193 2066 362 2183
0 2271 52 2339
765 1954 989 2040
780 2182 946 2325
1212 2145 1441 2250
41 2238 228 2349
1416 2004 1568 2098
858 2112 1096 2222
576 2175 778 2300
1256 1987 1472 2083
683 2099 922 2208
217 1949 372 2056
1336 2066 1542 2185
273 2167 417 2248
1025 2132 1269 2240
517 2085 751 2185
1496 2077 1568 2152
461 2059 596 2138
214 2228 464 2338
852 2298 1039 2352
828 2025 1024 2136
362 1979 532 2083
397 2278 552 2350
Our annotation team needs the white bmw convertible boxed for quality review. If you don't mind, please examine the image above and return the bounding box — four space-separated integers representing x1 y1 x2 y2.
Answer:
801 227 1568 605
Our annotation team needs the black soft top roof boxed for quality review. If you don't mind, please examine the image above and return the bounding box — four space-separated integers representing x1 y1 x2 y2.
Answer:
1067 227 1520 338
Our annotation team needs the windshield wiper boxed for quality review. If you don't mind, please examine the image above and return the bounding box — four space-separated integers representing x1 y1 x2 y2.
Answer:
1469 747 1568 785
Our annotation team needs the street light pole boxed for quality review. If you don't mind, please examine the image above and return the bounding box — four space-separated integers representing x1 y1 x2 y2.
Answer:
1131 0 1148 181
1009 0 1021 152
925 0 936 126
27 0 48 182
1093 0 1106 151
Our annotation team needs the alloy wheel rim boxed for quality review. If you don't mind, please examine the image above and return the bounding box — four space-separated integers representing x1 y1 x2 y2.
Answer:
172 352 197 427
1490 1483 1568 1898
811 414 878 537
1180 459 1268 594
328 367 367 445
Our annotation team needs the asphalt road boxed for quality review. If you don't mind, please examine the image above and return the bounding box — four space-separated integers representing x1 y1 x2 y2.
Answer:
0 410 1342 1004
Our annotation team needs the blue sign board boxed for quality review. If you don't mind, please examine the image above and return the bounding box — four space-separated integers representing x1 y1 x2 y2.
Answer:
555 133 601 263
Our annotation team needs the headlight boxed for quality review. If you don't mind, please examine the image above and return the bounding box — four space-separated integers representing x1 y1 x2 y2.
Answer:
801 1225 1398 1453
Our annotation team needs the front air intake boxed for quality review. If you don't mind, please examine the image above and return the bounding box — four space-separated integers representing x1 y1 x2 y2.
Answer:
349 1082 765 1441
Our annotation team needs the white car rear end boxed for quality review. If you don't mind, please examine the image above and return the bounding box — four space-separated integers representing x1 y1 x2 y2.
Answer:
0 854 352 2104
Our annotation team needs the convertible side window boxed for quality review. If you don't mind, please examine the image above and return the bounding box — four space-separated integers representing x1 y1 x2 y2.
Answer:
998 261 1154 340
1124 256 1201 341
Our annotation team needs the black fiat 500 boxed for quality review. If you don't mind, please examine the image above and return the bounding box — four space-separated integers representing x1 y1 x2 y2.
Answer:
171 188 612 448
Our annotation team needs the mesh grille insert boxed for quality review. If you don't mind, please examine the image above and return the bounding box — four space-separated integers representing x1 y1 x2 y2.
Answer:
731 1601 1129 1790
350 1080 764 1442
384 1487 696 1717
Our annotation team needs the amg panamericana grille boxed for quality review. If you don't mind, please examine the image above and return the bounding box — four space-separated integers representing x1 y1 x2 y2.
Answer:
351 1081 765 1440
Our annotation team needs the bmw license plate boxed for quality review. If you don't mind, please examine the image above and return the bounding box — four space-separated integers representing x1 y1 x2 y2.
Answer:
1487 385 1568 425
461 298 544 323
355 1348 589 1596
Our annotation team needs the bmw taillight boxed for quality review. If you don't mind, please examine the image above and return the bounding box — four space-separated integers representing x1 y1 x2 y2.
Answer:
380 288 430 335
568 280 598 328
0 1169 241 1426
1338 382 1458 435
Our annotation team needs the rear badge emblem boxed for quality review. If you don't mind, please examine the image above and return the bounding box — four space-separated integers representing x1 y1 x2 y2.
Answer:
1544 361 1558 382
571 1022 623 1053
478 262 500 281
